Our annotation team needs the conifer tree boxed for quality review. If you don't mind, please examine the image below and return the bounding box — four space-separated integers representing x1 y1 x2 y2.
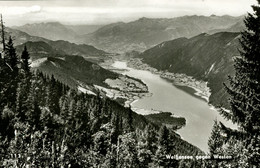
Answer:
27 96 41 128
155 126 172 167
5 36 18 72
155 125 178 167
117 132 139 167
60 97 69 123
158 126 171 153
0 59 12 111
207 121 225 167
127 106 134 132
0 14 6 59
3 37 19 108
210 1 260 167
15 83 26 121
145 124 157 154
21 46 30 73
208 121 224 155
111 114 120 144
137 125 156 168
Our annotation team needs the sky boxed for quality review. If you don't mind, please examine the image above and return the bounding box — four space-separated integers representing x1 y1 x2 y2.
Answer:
0 0 257 26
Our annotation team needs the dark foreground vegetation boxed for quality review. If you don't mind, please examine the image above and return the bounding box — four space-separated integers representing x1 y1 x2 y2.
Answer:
145 112 186 130
207 1 260 167
0 37 202 167
0 0 259 166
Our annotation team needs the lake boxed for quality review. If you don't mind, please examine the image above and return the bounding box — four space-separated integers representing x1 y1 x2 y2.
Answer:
112 61 235 153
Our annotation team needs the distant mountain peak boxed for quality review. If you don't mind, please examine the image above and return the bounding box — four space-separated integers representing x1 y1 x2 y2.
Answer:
210 14 217 17
138 17 150 21
20 21 63 27
44 21 62 24
81 15 243 52
13 21 77 41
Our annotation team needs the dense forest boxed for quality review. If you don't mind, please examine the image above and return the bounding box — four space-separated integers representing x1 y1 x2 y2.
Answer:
207 1 260 167
0 37 203 167
0 1 259 167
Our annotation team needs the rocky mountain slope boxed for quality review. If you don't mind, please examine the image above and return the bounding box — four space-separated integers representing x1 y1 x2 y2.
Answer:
138 32 241 108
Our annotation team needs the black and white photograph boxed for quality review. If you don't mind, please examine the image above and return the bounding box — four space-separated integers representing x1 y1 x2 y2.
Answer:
0 0 259 167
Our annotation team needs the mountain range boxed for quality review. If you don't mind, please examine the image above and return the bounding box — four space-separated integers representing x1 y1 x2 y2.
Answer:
0 14 247 156
32 55 118 90
65 24 104 35
14 39 115 94
7 25 111 63
12 22 77 42
80 15 244 52
138 32 241 108
12 15 244 53
10 15 244 108
5 27 49 46
12 22 104 42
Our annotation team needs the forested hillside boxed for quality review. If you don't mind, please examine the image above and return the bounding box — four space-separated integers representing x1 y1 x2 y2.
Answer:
14 40 118 94
207 1 260 167
34 55 119 89
138 32 240 108
0 37 203 167
3 27 110 63
16 40 109 63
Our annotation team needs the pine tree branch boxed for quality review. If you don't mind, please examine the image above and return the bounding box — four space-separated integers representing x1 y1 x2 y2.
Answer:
219 122 246 141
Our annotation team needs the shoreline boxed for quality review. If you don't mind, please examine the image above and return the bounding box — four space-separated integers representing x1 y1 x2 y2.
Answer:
100 58 212 110
98 59 153 107
132 107 186 130
127 58 211 103
174 85 207 102
102 58 234 152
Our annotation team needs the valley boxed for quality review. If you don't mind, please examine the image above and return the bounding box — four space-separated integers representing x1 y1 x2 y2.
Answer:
11 15 244 53
0 12 247 161
8 21 241 109
108 60 235 152
1 0 258 167
28 55 151 108
127 58 211 102
137 32 241 108
9 24 241 153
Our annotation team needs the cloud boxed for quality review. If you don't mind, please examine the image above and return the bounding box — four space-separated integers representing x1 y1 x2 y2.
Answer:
0 0 256 26
30 5 42 13
0 5 42 15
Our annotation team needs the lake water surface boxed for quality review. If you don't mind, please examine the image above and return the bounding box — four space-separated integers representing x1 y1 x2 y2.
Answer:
112 61 235 153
